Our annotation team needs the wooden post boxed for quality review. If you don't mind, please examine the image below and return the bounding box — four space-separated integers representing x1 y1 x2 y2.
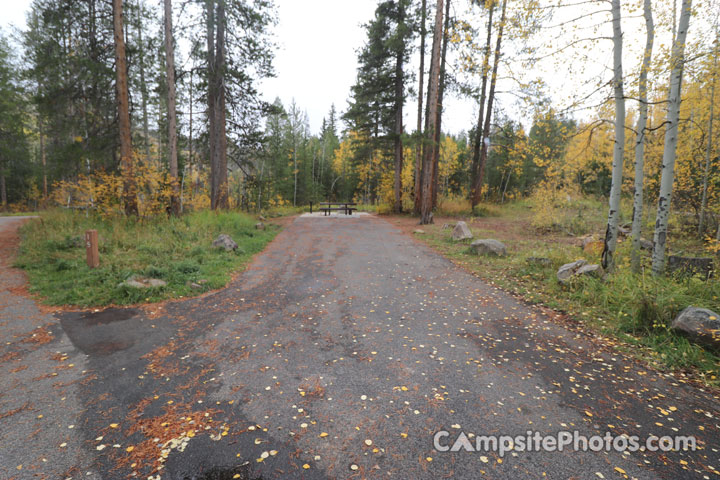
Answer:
85 229 99 268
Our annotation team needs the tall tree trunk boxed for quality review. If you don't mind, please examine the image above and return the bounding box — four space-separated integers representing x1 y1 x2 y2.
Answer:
651 0 692 275
112 0 138 216
164 0 180 215
630 0 654 272
420 0 444 224
413 0 427 214
393 1 406 213
293 132 298 206
206 0 217 208
469 3 494 205
699 30 718 236
135 0 151 162
431 0 451 210
213 0 229 209
601 0 627 271
471 0 506 209
0 164 6 211
40 119 47 201
629 0 655 271
189 68 195 200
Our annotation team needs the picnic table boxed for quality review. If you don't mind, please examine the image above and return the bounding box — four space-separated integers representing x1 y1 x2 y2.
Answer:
311 202 358 215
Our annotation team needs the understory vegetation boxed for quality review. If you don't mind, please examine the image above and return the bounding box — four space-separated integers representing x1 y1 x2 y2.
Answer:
14 209 278 307
409 196 720 386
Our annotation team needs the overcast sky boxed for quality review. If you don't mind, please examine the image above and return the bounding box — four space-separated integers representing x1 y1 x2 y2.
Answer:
1 0 477 136
2 0 715 137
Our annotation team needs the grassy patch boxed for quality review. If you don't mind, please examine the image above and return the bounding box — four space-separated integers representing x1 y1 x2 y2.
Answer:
414 201 720 386
15 209 279 307
1 211 40 217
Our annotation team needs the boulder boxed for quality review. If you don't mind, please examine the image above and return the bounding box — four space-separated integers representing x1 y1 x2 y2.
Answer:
255 222 265 230
258 215 266 221
583 240 604 256
119 276 167 289
557 260 602 283
579 235 598 249
671 306 720 350
576 263 603 278
452 221 473 241
557 260 587 283
526 257 552 267
667 256 714 279
213 234 238 252
469 239 507 256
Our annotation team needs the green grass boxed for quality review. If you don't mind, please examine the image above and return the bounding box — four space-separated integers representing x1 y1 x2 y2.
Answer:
14 209 279 307
1 211 40 217
416 201 720 386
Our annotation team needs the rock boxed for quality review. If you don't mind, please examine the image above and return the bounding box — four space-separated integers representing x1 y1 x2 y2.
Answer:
255 222 265 230
213 234 238 252
258 215 266 221
558 260 602 283
576 263 603 278
469 239 507 256
526 257 552 266
119 276 167 289
413 229 425 234
557 260 587 283
639 238 653 251
441 223 452 230
671 306 720 350
667 256 714 278
583 240 604 256
186 281 203 290
452 221 473 241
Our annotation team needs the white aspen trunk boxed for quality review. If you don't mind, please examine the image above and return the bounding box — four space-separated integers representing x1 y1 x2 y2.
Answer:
698 30 718 236
602 0 626 271
630 0 654 272
651 0 692 275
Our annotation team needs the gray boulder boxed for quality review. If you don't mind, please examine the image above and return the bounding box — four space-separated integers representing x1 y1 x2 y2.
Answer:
213 234 238 252
558 260 602 283
576 264 603 278
119 276 167 289
557 260 587 283
452 221 473 241
255 222 265 230
470 239 506 256
671 307 720 350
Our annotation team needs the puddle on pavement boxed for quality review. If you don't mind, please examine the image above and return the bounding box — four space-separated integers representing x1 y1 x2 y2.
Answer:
57 307 139 356
62 307 139 326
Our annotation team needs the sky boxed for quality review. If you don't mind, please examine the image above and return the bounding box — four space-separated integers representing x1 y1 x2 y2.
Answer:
2 0 715 137
0 0 475 136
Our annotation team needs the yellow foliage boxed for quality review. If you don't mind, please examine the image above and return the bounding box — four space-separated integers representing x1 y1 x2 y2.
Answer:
51 154 212 218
